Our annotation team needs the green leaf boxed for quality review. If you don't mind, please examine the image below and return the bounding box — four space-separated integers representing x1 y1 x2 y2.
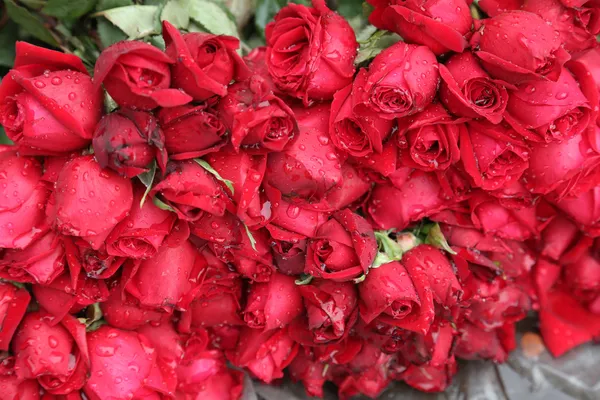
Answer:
353 274 367 284
355 29 401 65
295 274 313 285
161 0 191 29
194 158 234 194
374 230 404 261
97 18 128 48
137 160 157 208
96 0 133 11
243 223 257 251
19 0 46 10
0 127 14 145
0 21 18 68
255 0 285 36
94 5 159 39
153 196 176 212
424 223 457 255
337 0 363 19
43 0 98 19
189 0 238 37
5 0 59 47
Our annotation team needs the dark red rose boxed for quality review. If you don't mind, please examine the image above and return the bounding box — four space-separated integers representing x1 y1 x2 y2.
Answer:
229 327 298 383
505 68 590 143
13 312 89 396
396 103 463 171
265 103 342 201
329 84 394 157
265 0 357 103
0 282 30 351
0 356 41 400
288 348 327 398
0 42 102 154
94 40 191 110
150 160 231 222
123 238 205 311
100 285 169 330
552 185 600 236
460 121 530 191
92 110 167 178
267 225 307 276
46 155 133 250
106 185 176 259
440 52 510 124
471 11 571 84
218 80 297 154
305 209 377 281
0 149 50 249
84 326 175 399
0 231 65 284
291 280 358 344
63 237 124 280
243 272 303 330
162 21 250 101
455 322 516 363
353 42 439 119
157 102 228 160
368 0 471 55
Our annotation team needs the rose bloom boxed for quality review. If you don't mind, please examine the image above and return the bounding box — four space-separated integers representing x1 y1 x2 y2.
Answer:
0 282 30 351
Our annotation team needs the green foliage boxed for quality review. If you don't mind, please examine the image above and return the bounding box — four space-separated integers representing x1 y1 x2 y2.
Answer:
0 127 13 145
42 0 98 19
0 21 18 68
189 0 238 37
5 0 59 47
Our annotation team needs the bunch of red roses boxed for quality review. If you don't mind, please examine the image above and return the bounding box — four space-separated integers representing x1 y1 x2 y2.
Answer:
1 0 600 398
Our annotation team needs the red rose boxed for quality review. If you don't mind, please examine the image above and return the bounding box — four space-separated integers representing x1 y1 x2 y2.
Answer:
455 322 515 363
190 211 241 245
84 326 174 399
0 282 30 351
440 52 510 124
265 0 357 103
123 238 205 311
267 225 307 276
396 103 463 171
353 42 439 119
0 149 50 249
265 103 342 200
315 162 371 212
0 356 41 400
328 84 394 157
0 42 102 154
471 11 571 84
368 0 471 55
288 348 327 397
150 160 231 221
218 80 297 154
63 237 124 280
100 285 169 330
540 215 580 260
563 240 600 296
46 155 133 250
162 21 249 101
439 224 510 253
468 286 531 329
229 327 298 383
92 110 167 178
0 231 65 284
305 209 377 281
93 40 191 110
13 312 89 396
460 121 530 191
243 272 303 330
335 343 392 400
157 102 228 160
505 68 590 143
552 185 600 236
291 280 358 344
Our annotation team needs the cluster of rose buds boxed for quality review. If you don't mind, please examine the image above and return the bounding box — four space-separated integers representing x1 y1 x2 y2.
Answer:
1 0 600 399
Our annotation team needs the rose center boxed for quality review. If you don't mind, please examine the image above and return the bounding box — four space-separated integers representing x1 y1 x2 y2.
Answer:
265 117 293 141
336 119 370 154
371 86 412 114
0 97 25 132
547 109 584 141
126 67 163 89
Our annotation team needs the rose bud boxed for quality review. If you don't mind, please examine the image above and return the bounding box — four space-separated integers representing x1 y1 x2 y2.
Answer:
92 110 167 178
162 21 250 101
228 327 299 383
0 149 50 249
291 280 358 345
63 237 125 280
46 155 133 250
84 326 174 399
0 43 102 154
268 225 307 276
368 0 471 55
157 102 228 160
506 68 591 143
150 160 231 222
552 185 600 236
440 52 510 124
460 121 530 191
265 0 357 103
305 209 377 282
123 238 205 311
218 80 297 154
13 312 89 396
329 83 395 157
0 356 41 400
243 272 303 330
396 103 463 171
265 103 342 201
106 185 176 259
471 11 571 84
0 231 65 284
0 282 30 351
455 322 515 363
101 285 169 330
93 40 191 110
367 168 450 230
353 41 439 119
